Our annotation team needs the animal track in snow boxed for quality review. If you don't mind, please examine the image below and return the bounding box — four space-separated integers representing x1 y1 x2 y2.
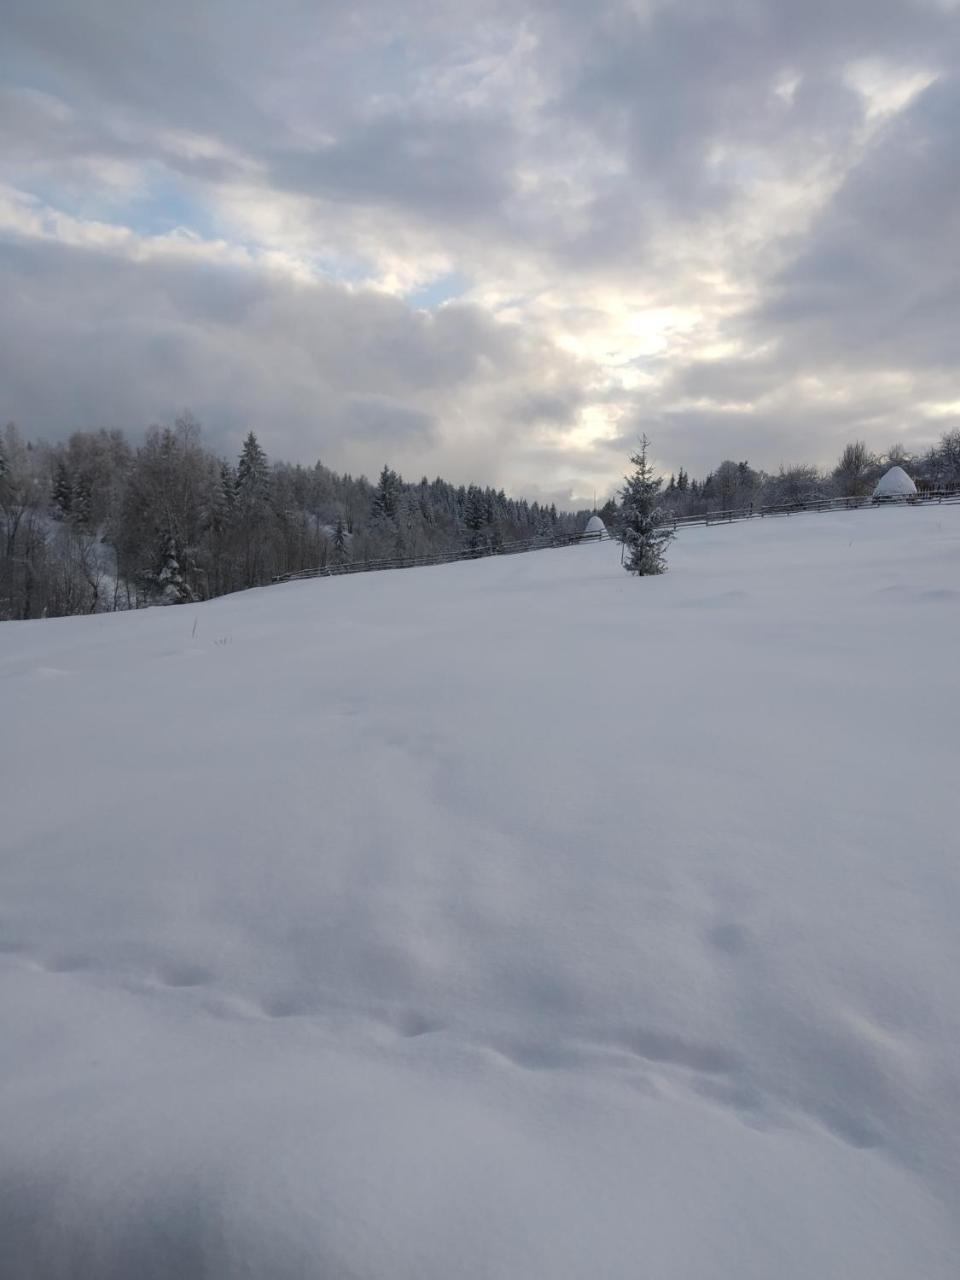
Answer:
45 953 92 973
392 1009 442 1038
260 993 315 1018
616 1027 740 1075
158 963 213 988
707 922 750 956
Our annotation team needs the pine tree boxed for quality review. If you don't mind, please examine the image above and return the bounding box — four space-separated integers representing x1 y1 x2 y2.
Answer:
371 465 401 526
53 460 73 519
234 433 270 585
333 515 349 563
620 436 674 576
154 534 195 604
236 432 269 508
463 484 487 552
69 471 93 529
600 498 619 529
205 461 238 595
211 462 237 533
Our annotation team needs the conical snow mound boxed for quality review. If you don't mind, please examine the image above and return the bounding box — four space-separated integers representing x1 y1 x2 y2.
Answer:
873 465 917 498
582 514 607 537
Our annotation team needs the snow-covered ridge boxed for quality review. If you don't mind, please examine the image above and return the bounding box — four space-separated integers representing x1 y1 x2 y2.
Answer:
1 505 959 1278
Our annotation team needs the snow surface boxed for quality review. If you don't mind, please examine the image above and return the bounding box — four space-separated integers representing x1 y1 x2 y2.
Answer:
2 505 959 1279
873 465 918 497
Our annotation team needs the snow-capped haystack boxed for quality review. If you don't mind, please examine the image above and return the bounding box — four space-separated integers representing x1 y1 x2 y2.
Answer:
873 465 917 498
581 514 608 538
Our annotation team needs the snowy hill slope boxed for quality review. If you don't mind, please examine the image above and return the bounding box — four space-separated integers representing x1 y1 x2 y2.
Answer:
1 505 959 1279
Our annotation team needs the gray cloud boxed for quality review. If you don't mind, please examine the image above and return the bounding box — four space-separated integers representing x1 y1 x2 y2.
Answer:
338 397 438 446
0 234 593 488
271 112 516 222
1 0 959 492
759 75 960 368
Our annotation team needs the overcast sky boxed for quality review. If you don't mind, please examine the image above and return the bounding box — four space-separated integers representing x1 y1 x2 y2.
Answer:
2 0 958 503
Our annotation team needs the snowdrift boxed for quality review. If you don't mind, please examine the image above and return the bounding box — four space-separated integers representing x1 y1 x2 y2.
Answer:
1 505 959 1278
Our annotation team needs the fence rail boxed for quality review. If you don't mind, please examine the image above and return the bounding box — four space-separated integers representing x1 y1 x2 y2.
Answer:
271 486 960 586
659 486 960 532
273 529 611 584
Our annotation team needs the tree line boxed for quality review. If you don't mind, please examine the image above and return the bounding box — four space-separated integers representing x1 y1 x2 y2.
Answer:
2 419 958 620
595 431 960 533
0 416 583 620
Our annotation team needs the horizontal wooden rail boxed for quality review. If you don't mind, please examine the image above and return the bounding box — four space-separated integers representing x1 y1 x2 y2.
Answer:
659 487 960 531
273 530 612 584
271 487 960 586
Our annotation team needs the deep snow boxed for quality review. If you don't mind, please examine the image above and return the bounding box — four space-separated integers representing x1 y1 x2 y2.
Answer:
1 505 959 1278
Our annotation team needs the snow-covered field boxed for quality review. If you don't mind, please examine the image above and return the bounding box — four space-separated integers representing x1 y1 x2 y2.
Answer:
2 505 959 1279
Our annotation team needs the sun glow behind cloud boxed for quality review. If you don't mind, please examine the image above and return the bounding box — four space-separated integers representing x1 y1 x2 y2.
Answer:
1 0 958 503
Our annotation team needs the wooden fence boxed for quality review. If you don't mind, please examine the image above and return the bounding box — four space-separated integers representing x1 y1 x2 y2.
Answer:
659 486 960 532
273 529 611 584
272 486 960 586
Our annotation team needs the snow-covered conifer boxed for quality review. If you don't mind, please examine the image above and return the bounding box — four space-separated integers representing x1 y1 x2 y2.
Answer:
620 436 674 576
53 460 73 520
71 473 93 528
333 515 349 562
154 534 194 604
211 462 237 532
371 465 401 526
463 485 487 551
236 433 269 507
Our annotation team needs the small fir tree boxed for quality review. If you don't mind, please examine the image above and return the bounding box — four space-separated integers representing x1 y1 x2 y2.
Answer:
620 435 674 576
154 534 195 604
333 515 349 563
